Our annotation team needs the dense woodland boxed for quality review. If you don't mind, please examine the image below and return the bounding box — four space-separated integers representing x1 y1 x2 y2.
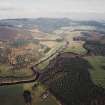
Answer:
39 53 105 105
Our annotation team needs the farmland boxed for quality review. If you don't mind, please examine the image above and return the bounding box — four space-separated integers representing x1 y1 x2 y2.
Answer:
38 29 105 105
64 31 87 54
0 27 64 105
39 52 105 105
85 56 105 88
0 83 60 105
1 29 105 105
0 18 105 105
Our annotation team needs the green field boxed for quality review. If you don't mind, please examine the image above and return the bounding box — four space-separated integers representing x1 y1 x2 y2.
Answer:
64 31 87 54
85 56 105 88
0 83 59 105
37 40 65 69
0 30 105 105
0 64 33 77
0 85 25 105
65 44 87 55
0 39 62 105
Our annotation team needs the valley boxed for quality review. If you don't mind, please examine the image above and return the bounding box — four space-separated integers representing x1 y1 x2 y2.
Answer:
0 18 105 105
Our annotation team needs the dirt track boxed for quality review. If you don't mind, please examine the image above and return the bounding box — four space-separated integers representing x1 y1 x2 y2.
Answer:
0 39 68 86
0 38 91 86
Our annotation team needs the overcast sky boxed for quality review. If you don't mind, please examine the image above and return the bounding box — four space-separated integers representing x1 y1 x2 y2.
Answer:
0 0 105 20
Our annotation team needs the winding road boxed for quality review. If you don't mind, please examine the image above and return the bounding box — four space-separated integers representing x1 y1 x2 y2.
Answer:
0 39 68 86
0 35 92 86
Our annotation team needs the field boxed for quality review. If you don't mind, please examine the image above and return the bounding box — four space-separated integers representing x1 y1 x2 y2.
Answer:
0 32 62 105
39 52 105 105
38 30 105 105
40 41 59 48
0 42 41 77
85 56 105 88
63 30 105 89
84 42 105 56
37 40 66 69
64 31 87 54
0 26 105 105
0 83 60 105
0 85 25 105
0 27 32 41
0 64 33 77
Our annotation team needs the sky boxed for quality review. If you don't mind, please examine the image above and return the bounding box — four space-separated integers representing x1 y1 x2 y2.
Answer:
0 0 105 20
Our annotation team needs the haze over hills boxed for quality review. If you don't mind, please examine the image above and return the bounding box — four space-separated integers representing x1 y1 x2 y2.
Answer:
0 0 105 105
0 18 105 33
0 27 33 41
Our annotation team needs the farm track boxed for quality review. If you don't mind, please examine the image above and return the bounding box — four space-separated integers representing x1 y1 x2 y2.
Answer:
38 41 92 83
0 39 68 86
0 37 92 86
0 67 39 86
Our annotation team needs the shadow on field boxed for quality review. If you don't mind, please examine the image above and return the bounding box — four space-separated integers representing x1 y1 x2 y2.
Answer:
102 66 105 70
0 85 25 105
39 52 105 105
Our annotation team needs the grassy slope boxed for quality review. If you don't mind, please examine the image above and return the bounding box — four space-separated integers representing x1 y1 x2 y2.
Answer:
85 56 105 88
0 38 61 105
0 85 25 105
37 41 65 69
1 30 105 105
0 83 60 105
37 31 105 105
63 31 105 88
0 64 33 77
64 31 87 54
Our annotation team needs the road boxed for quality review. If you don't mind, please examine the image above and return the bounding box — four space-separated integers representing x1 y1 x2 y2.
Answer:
0 39 68 86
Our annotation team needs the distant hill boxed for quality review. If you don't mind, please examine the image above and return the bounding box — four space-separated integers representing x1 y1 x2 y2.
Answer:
0 27 33 41
0 18 105 33
0 18 70 33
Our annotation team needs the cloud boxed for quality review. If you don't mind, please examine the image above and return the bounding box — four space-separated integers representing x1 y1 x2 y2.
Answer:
0 7 15 11
0 0 105 19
